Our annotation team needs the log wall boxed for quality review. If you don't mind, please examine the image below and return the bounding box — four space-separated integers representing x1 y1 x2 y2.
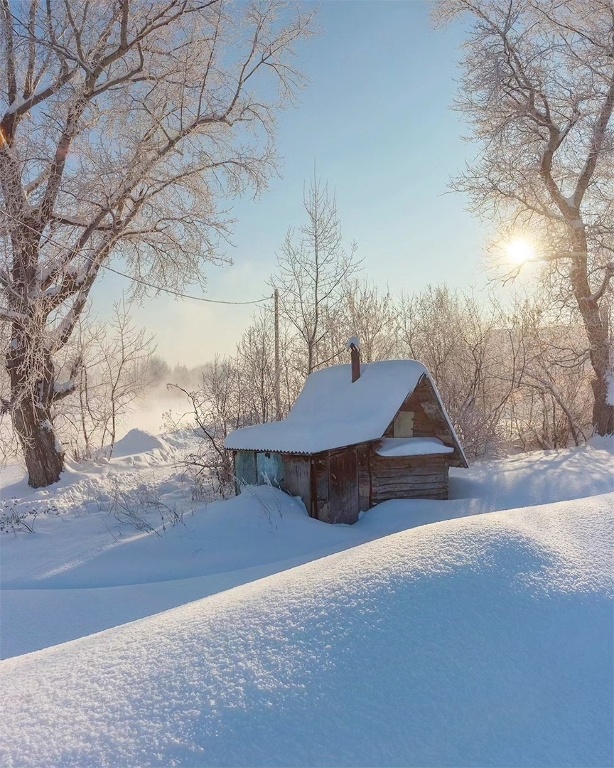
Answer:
370 453 449 503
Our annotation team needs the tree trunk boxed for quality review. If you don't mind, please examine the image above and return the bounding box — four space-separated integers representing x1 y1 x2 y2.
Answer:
12 396 64 487
592 376 614 437
568 229 614 437
7 322 65 487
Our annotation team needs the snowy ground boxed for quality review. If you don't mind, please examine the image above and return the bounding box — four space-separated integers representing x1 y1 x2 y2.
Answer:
0 430 612 767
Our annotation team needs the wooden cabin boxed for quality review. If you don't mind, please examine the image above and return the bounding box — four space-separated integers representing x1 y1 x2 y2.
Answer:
225 352 468 525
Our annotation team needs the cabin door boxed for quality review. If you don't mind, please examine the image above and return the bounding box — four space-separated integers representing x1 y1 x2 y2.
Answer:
328 450 359 525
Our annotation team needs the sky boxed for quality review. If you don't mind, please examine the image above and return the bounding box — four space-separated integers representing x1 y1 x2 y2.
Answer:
92 0 492 367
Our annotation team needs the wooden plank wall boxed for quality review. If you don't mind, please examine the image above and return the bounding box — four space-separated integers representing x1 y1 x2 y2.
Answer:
383 376 463 466
328 449 360 524
370 454 449 503
281 456 311 513
256 452 284 485
312 457 329 522
234 451 257 491
357 445 371 512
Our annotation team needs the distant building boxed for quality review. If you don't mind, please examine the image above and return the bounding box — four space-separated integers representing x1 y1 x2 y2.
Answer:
225 347 467 524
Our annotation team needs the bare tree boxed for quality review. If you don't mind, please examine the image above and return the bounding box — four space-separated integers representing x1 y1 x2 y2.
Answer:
332 280 398 363
502 295 593 450
271 174 360 376
399 285 516 458
56 302 156 459
435 0 614 435
169 356 248 498
231 279 396 432
0 0 314 486
235 313 277 424
100 304 155 453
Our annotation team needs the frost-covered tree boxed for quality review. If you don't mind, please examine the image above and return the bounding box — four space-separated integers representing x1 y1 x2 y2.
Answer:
271 174 360 376
398 285 514 459
53 302 155 459
503 295 593 450
0 0 314 486
316 279 398 368
436 0 614 436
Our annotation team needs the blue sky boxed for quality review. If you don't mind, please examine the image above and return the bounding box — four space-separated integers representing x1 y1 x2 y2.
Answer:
93 0 492 366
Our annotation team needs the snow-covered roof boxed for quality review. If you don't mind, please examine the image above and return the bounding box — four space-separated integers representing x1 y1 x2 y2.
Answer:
225 360 463 457
374 437 454 458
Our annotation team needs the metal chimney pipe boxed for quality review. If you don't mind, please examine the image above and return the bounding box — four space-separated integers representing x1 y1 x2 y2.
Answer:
350 342 360 382
346 336 361 382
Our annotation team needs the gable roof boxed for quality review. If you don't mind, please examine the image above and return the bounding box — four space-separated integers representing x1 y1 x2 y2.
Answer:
225 359 467 465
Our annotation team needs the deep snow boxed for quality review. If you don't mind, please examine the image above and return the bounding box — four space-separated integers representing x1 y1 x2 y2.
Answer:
0 430 612 767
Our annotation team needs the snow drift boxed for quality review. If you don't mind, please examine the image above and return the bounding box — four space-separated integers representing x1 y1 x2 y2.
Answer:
111 428 170 458
1 494 611 767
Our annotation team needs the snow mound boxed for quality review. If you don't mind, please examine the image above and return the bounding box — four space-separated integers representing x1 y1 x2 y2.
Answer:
0 497 611 768
589 433 614 453
111 428 168 457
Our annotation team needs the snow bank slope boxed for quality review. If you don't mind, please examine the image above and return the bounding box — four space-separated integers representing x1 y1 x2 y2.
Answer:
450 443 614 511
1 495 611 768
2 443 612 660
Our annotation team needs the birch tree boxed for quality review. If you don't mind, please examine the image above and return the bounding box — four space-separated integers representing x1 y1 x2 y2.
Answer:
0 0 314 486
436 0 614 435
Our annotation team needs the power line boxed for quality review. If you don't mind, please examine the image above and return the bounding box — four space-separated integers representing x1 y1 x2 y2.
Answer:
0 208 271 306
102 263 271 305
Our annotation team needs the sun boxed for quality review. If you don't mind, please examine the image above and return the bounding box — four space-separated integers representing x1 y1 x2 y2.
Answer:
505 237 536 265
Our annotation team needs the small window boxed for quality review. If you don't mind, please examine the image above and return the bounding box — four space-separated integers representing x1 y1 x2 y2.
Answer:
394 411 414 437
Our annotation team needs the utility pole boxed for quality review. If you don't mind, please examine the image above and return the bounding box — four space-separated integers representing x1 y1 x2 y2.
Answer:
274 288 281 420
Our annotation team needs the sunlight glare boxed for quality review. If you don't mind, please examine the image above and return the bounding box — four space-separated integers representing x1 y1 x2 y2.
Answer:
505 238 536 265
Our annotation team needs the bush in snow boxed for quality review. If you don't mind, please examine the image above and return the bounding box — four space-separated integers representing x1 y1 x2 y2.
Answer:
107 479 185 536
0 499 59 536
